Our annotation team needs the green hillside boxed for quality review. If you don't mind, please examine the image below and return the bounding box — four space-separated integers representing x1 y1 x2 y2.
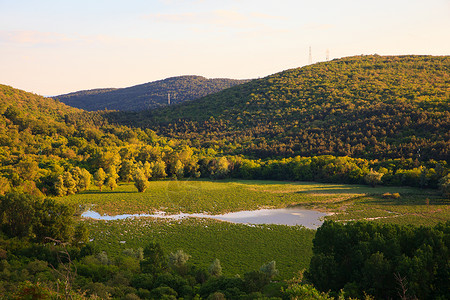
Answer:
55 75 249 111
0 83 449 299
0 84 188 197
110 55 450 161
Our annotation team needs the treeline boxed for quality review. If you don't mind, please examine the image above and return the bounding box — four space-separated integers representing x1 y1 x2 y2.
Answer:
307 220 450 299
107 55 450 161
228 155 448 188
56 76 250 111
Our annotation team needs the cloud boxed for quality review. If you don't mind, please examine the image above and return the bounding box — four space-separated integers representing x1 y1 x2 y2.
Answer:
249 12 287 21
0 30 159 48
158 0 205 4
302 23 334 31
145 9 286 29
0 30 73 45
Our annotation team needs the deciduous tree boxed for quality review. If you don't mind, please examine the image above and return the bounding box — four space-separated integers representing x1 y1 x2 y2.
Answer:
94 168 106 191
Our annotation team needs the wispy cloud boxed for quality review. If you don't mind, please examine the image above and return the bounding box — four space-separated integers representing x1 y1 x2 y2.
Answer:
158 0 205 4
145 9 287 29
302 23 334 31
0 30 159 47
0 30 74 45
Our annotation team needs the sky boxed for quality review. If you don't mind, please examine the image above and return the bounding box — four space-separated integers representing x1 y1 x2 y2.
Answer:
0 0 449 96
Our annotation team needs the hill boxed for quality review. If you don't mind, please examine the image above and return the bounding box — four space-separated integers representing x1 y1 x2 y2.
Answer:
0 83 191 196
55 75 249 111
107 55 450 161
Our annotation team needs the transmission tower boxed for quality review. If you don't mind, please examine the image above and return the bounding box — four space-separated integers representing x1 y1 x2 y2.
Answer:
308 46 312 64
326 49 330 61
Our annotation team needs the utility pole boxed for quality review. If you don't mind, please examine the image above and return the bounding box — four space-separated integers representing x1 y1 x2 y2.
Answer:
168 93 170 105
308 46 312 65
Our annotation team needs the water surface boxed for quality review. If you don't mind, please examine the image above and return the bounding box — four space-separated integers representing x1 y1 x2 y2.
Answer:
82 207 330 229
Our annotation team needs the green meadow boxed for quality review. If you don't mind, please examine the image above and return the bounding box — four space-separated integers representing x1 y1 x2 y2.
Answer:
84 217 315 280
61 179 446 220
60 179 448 279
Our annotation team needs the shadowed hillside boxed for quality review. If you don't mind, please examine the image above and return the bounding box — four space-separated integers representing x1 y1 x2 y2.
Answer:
55 75 249 111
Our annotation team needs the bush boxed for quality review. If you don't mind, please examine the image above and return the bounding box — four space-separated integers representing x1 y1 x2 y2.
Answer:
382 193 400 199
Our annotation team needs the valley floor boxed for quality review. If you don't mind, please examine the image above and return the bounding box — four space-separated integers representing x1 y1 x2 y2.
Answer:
59 179 449 279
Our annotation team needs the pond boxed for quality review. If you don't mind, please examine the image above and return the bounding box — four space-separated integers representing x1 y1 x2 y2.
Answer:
82 207 330 229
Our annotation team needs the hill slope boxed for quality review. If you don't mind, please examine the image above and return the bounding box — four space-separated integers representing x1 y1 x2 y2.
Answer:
107 55 450 161
0 84 179 196
55 75 249 111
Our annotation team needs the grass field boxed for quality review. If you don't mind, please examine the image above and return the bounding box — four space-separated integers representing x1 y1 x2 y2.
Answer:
84 217 315 280
61 179 447 221
60 179 449 280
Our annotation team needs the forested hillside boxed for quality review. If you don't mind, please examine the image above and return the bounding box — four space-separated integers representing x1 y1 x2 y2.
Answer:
0 83 187 196
2 82 447 198
55 76 249 111
110 55 450 161
1 68 449 298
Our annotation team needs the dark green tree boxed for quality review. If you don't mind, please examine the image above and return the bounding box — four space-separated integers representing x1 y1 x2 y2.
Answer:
140 242 167 274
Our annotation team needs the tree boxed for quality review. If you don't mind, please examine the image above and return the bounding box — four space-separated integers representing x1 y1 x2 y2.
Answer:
70 167 91 192
106 165 120 182
105 166 119 191
306 221 450 299
364 169 383 187
105 176 118 191
0 192 36 238
94 168 106 191
33 198 75 243
133 169 150 193
283 283 333 300
140 242 167 274
439 174 450 199
0 192 75 242
99 151 121 171
173 160 184 179
16 156 39 181
169 249 191 274
153 160 167 179
260 261 279 279
79 168 92 191
208 259 222 277
150 286 178 300
0 177 10 196
54 175 67 196
73 222 89 245
243 270 270 293
62 171 77 195
119 159 136 182
143 161 153 179
215 157 230 178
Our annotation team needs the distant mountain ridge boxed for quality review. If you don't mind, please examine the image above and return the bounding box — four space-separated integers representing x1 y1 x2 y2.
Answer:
55 75 250 111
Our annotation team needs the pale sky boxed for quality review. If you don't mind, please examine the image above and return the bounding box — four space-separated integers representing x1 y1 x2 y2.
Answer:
0 0 449 96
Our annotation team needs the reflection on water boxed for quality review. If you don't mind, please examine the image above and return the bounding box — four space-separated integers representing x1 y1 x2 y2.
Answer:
81 207 330 229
